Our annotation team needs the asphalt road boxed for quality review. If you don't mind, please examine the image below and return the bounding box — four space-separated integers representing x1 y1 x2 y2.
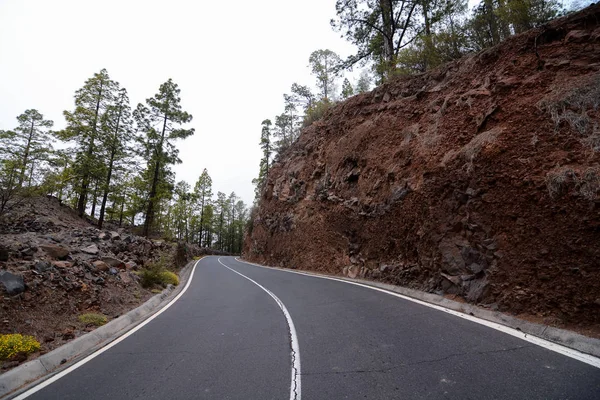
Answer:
20 256 600 399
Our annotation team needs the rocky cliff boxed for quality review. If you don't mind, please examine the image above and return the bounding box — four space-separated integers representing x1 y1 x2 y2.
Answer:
245 5 600 334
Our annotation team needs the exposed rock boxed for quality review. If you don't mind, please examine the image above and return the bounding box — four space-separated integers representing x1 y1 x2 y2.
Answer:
92 260 109 271
21 247 36 257
0 248 8 261
438 238 467 275
52 261 73 269
101 257 126 270
347 265 360 279
244 4 600 330
119 271 132 284
0 270 25 295
81 244 99 255
34 261 51 273
40 244 70 260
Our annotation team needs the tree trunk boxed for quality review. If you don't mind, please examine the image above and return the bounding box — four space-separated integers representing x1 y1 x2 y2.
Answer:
77 81 104 217
98 104 122 229
119 197 125 227
380 0 395 78
98 150 115 229
18 120 35 187
422 0 433 71
143 110 168 237
90 179 100 218
198 195 205 246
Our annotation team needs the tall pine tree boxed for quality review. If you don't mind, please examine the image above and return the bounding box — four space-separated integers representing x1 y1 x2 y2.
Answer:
135 79 194 237
61 69 116 217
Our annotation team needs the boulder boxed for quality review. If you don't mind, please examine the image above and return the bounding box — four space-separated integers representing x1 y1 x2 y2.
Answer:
34 261 51 273
110 231 121 240
119 271 132 284
52 261 73 269
347 265 360 279
92 260 109 271
81 244 99 255
21 248 36 257
40 244 70 260
101 256 126 270
438 237 467 275
0 270 25 295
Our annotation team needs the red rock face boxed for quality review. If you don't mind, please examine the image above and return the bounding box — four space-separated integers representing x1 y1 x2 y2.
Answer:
246 5 600 333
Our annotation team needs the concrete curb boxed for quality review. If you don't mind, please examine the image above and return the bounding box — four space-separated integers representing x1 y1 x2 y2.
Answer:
237 258 600 358
0 260 197 399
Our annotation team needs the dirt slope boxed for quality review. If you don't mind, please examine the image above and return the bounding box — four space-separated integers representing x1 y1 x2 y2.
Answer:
245 5 600 335
0 196 220 370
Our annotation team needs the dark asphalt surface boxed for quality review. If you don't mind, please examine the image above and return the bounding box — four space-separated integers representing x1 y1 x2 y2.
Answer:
24 256 600 400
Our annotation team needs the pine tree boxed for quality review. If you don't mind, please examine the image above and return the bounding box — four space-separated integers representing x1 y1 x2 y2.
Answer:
341 78 354 99
61 69 117 217
193 169 213 246
308 49 342 100
135 79 194 237
97 86 134 228
355 69 373 93
214 191 228 251
11 110 54 187
331 0 420 80
260 119 272 182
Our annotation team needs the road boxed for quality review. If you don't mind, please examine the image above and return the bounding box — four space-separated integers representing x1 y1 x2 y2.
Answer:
17 256 600 399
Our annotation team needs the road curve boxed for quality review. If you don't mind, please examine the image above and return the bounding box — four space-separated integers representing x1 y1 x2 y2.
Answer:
16 256 600 400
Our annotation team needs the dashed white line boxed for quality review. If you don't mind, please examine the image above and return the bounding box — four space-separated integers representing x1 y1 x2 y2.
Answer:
217 257 301 400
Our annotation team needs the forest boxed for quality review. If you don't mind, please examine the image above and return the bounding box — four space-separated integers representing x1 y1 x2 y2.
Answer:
0 70 247 254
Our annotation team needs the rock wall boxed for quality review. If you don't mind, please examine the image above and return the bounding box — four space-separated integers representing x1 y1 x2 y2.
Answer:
245 6 600 331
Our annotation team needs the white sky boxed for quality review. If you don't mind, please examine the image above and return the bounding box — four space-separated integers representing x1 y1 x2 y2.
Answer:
0 0 358 206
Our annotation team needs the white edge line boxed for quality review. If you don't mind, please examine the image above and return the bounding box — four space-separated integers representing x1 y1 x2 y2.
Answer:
217 257 301 400
234 257 600 369
12 259 202 400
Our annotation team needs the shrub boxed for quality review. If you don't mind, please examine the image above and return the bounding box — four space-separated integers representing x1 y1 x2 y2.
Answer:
303 99 332 127
139 255 179 288
160 271 179 286
78 313 108 327
0 334 41 360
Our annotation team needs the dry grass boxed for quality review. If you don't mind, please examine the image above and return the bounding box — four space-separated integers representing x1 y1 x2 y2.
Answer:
545 166 600 200
578 167 600 201
545 166 576 198
538 75 600 151
78 313 108 327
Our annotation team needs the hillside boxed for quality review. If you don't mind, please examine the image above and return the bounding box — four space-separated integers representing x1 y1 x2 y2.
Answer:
0 196 219 370
245 5 600 335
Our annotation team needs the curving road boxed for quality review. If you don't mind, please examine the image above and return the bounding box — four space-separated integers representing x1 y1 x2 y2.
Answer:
15 256 600 399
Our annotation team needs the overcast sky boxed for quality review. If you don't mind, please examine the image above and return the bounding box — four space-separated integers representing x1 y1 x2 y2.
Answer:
0 0 358 205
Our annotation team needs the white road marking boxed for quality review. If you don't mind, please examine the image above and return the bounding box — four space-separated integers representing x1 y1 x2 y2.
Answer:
13 259 203 400
217 257 301 400
234 258 600 369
